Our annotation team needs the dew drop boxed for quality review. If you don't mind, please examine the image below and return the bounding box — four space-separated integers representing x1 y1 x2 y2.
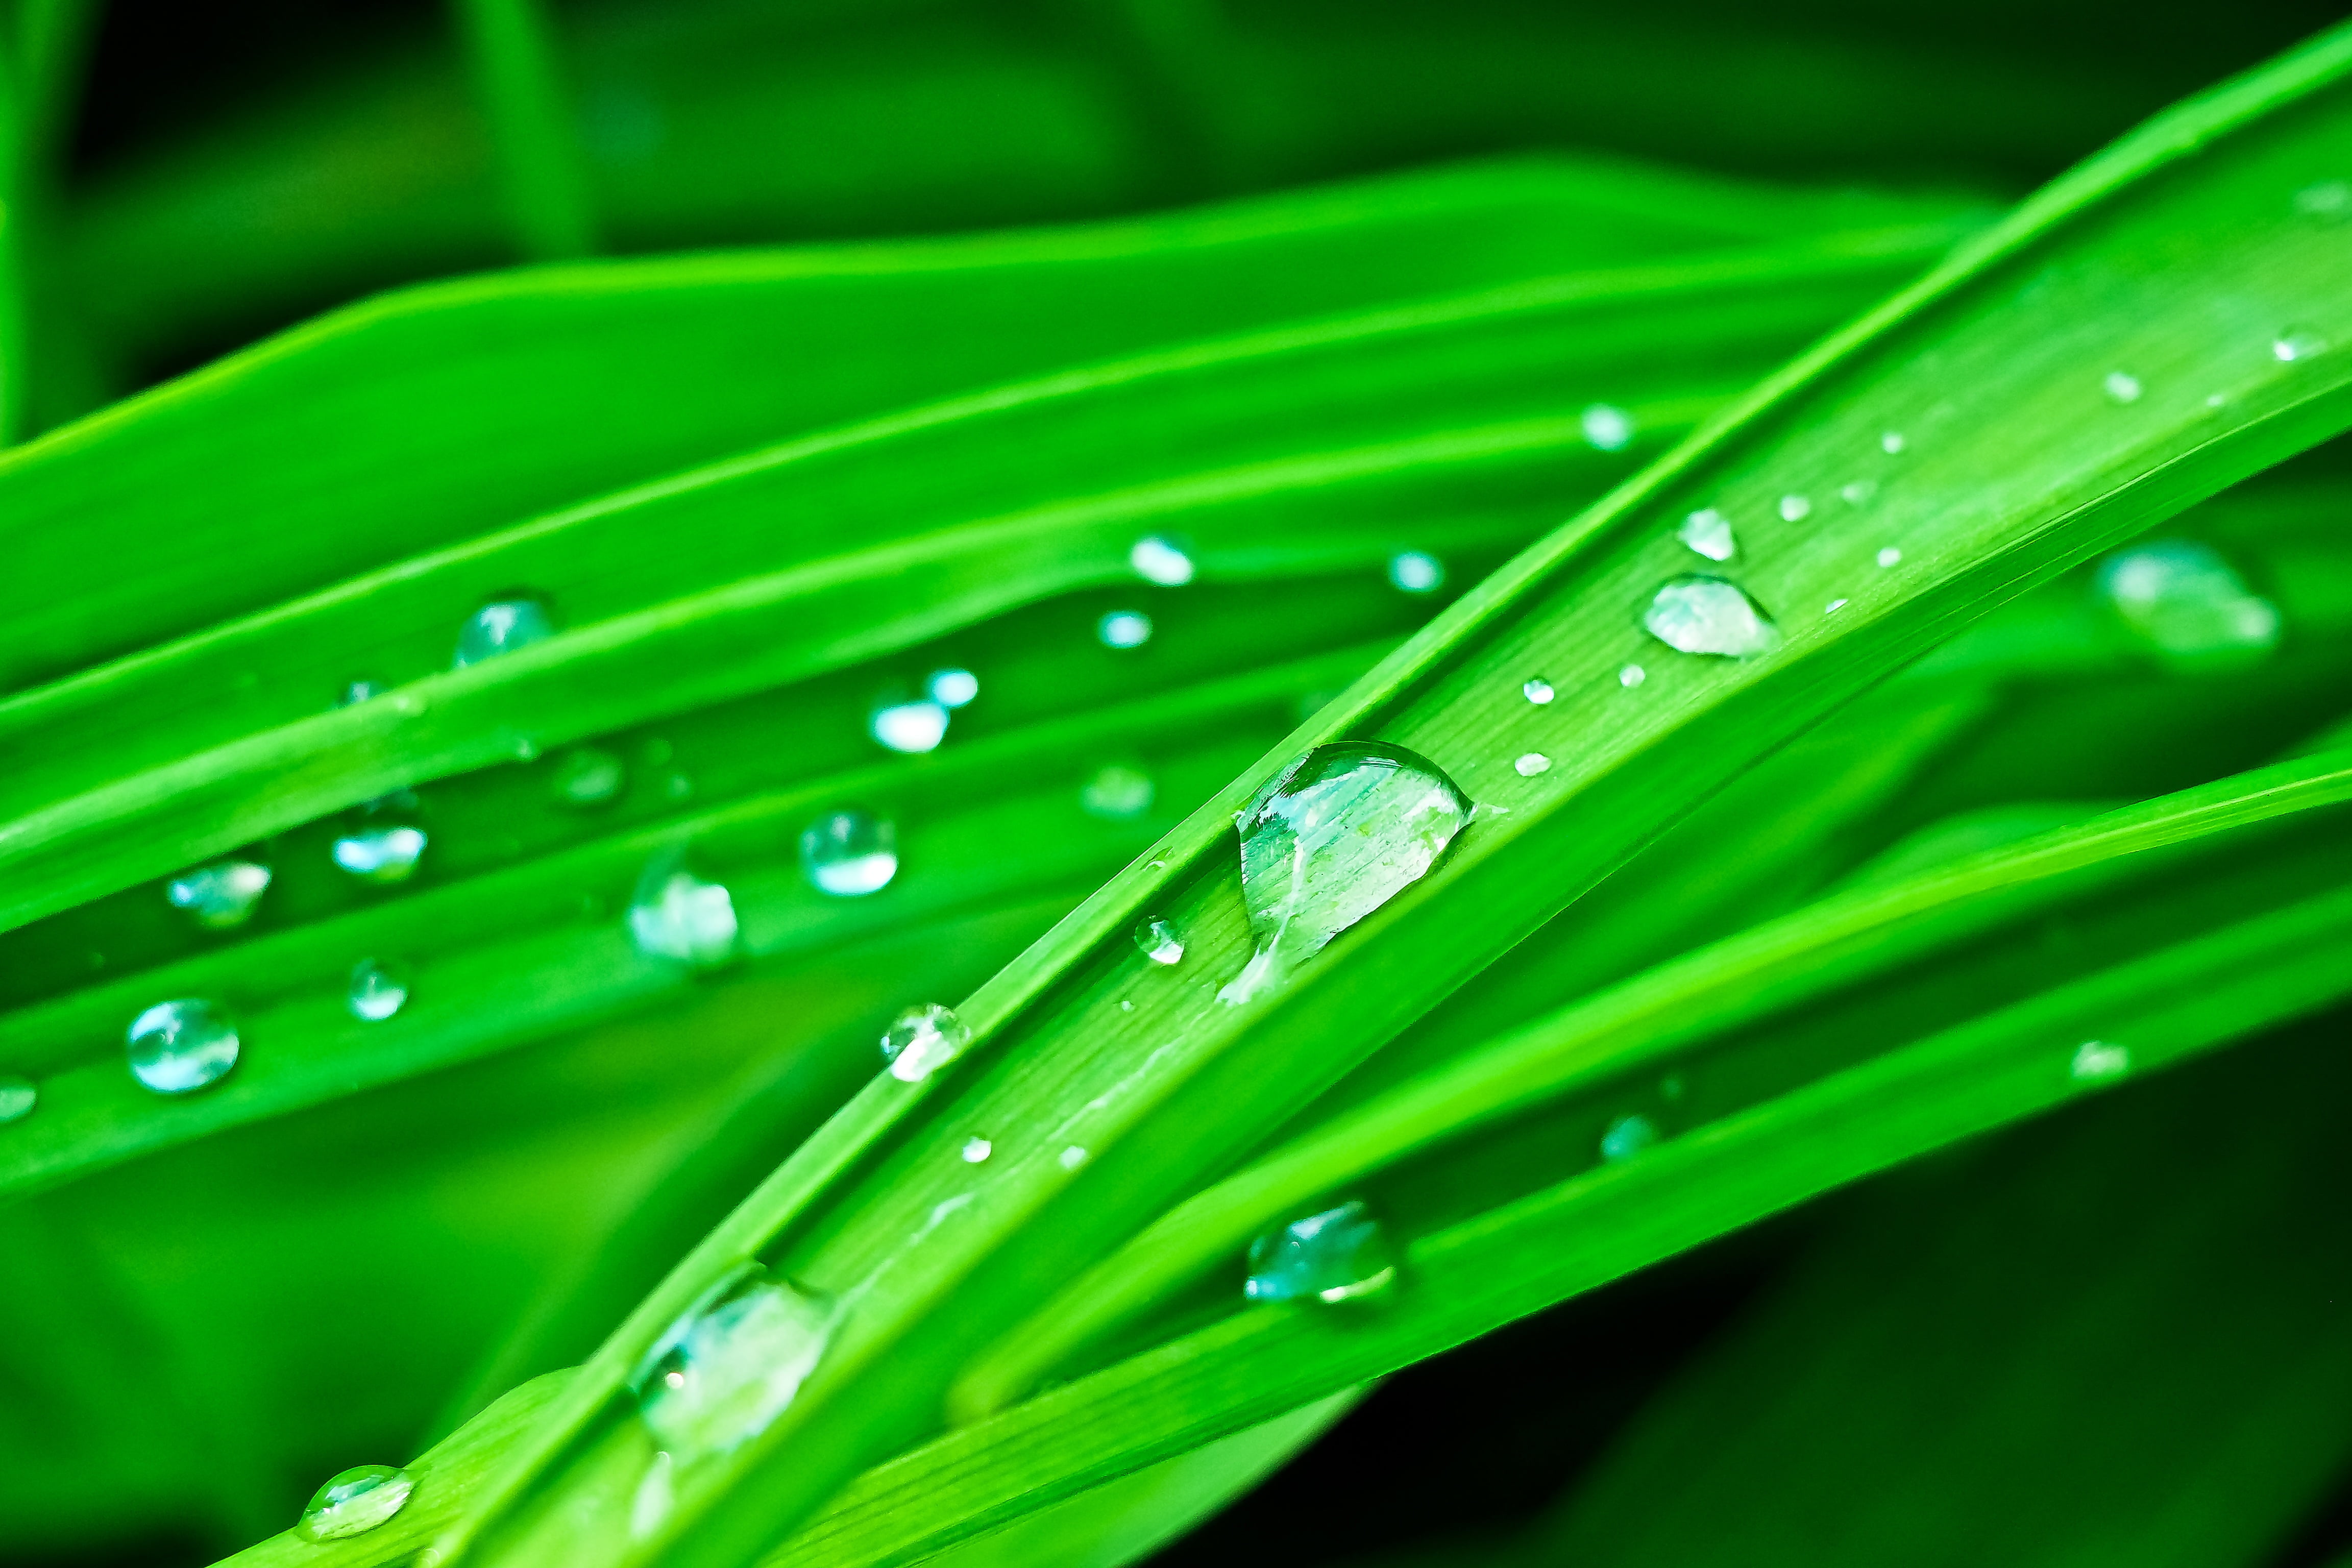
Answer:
453 596 554 668
1513 752 1551 777
1618 663 1647 688
1777 494 1812 523
550 745 627 808
1841 478 1879 507
297 1464 415 1542
627 850 739 968
1880 430 1906 454
2097 540 2281 662
962 1136 993 1164
338 679 383 707
1059 1145 1090 1170
126 998 239 1095
2272 327 2327 362
1244 1200 1396 1304
1129 535 1195 586
1643 576 1782 657
628 1262 836 1460
1580 403 1634 452
347 958 411 1022
1097 610 1156 651
871 697 949 753
927 668 980 708
1133 917 1184 966
1521 677 1555 705
881 1003 970 1082
800 810 898 896
1825 598 1848 615
166 860 272 930
1677 508 1735 562
332 794 428 885
2103 371 2143 404
0 1075 36 1124
1600 1113 1659 1162
1119 999 1135 1012
1387 551 1444 594
1877 546 1903 568
1081 762 1156 820
2071 1040 2130 1082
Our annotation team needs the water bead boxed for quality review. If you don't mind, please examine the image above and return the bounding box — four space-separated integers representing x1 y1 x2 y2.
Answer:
881 1003 971 1082
126 998 240 1095
629 1262 836 1459
453 596 554 668
2272 328 2327 362
2097 540 2281 661
1880 430 1906 454
1777 494 1812 523
1059 1145 1090 1170
1134 918 1185 965
1244 1200 1396 1304
166 860 272 929
801 810 898 896
1580 403 1634 452
2071 1040 2130 1082
338 679 383 706
1643 576 1782 658
1513 753 1551 777
1600 1113 1659 1162
2103 371 2143 404
296 1464 415 1542
962 1136 993 1164
871 697 949 753
1877 546 1903 568
926 668 980 708
1825 598 1848 615
332 794 428 885
1521 677 1555 705
347 958 411 1022
0 1075 35 1124
1677 508 1735 562
1618 663 1647 688
1841 478 1879 506
1387 551 1444 594
1097 610 1154 649
550 746 627 807
627 852 739 968
1129 535 1196 586
1081 762 1156 820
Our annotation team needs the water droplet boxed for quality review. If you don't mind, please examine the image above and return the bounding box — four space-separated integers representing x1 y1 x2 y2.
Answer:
962 1136 993 1163
2294 179 2351 218
927 668 979 708
627 850 738 968
1618 663 1647 688
166 860 272 930
0 1075 35 1124
1877 546 1903 568
126 999 239 1095
1387 551 1444 594
1244 1200 1396 1304
1580 403 1634 452
881 1003 970 1082
629 1451 674 1541
297 1464 415 1542
1081 763 1156 820
801 811 898 896
347 958 410 1022
1841 478 1879 506
1521 677 1554 705
1600 1113 1659 1162
338 679 383 707
871 697 949 753
1134 918 1184 965
2103 371 2143 404
2097 540 2281 660
629 1262 835 1459
550 745 627 807
1220 743 1469 1006
1777 494 1811 523
1825 598 1849 615
2272 327 2326 362
1879 430 1906 454
1677 508 1735 562
1120 999 1134 1012
1643 576 1781 657
1513 752 1551 777
332 794 427 885
1129 535 1195 585
2071 1040 2129 1082
1059 1145 1090 1170
453 596 554 668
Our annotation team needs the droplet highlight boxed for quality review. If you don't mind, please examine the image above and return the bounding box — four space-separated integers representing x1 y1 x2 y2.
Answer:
801 811 898 897
1521 677 1555 705
627 851 739 968
2103 371 2143 404
1618 663 1647 688
1876 546 1903 568
1513 752 1551 777
961 1136 993 1164
347 958 411 1022
1244 1200 1396 1304
2097 540 2281 662
1134 918 1184 966
871 697 949 753
126 998 240 1095
1129 535 1195 586
881 1003 971 1083
1600 1113 1659 1162
1678 508 1735 562
2071 1040 2130 1082
1643 576 1782 657
629 1262 836 1459
166 860 272 930
551 746 627 807
1580 403 1634 452
297 1465 415 1542
1879 430 1906 454
927 668 980 708
454 597 554 668
1387 551 1444 594
2272 327 2327 362
332 794 427 885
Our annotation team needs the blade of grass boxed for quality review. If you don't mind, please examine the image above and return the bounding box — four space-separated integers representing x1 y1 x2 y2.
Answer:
452 0 600 259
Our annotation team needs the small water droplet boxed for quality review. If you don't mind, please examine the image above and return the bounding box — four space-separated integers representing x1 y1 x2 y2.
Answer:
1119 999 1135 1011
801 811 898 896
297 1464 415 1542
627 850 738 968
2098 540 2281 660
453 596 554 668
1129 535 1195 586
1521 677 1555 705
1387 551 1444 594
1778 494 1811 523
1082 762 1156 820
927 668 979 708
2071 1039 2130 1082
1841 478 1879 506
881 1003 970 1082
871 697 949 753
166 860 272 929
1600 1113 1659 1162
2294 179 2351 218
1876 546 1903 568
347 958 410 1022
1643 576 1782 657
1059 1145 1090 1170
2272 327 2327 362
1880 430 1906 454
1513 752 1551 777
1825 598 1848 615
1134 918 1184 965
332 794 427 885
1221 743 1469 1006
1580 403 1634 452
1244 1200 1395 1304
1678 508 1735 561
550 745 627 807
962 1136 993 1163
1619 663 1646 688
629 1262 835 1459
0 1075 36 1124
338 679 383 707
2103 371 2143 404
127 999 240 1095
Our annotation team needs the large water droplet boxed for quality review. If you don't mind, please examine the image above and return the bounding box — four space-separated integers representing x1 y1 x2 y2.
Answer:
629 1263 836 1460
1581 403 1634 452
2273 327 2328 362
296 1464 415 1542
628 851 739 968
881 1003 970 1082
332 794 427 885
801 811 898 897
1129 535 1195 585
871 697 949 753
1081 762 1156 820
2097 540 2281 661
348 958 411 1022
1643 576 1782 657
1521 677 1554 705
551 746 627 808
2103 371 2143 404
166 860 272 929
2071 1040 2129 1082
454 596 554 668
927 668 979 708
1387 551 1444 594
127 999 240 1095
1600 1113 1659 1162
1678 508 1735 561
1134 918 1184 965
1221 742 1469 1005
0 1075 36 1124
1244 1200 1396 1304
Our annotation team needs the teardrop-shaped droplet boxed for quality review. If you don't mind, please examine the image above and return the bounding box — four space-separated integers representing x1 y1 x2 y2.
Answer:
1600 1113 1659 1162
1387 551 1444 594
881 1003 971 1082
1521 677 1554 705
1580 403 1634 452
1244 1199 1396 1304
551 746 627 808
2071 1039 2130 1082
126 998 239 1095
332 793 427 885
871 697 949 753
347 958 411 1022
800 811 898 897
1677 508 1735 561
1134 918 1184 966
1129 535 1195 585
927 668 980 708
2103 370 2143 404
627 851 738 968
454 596 555 668
1643 576 1782 657
1081 762 1156 820
0 1075 36 1124
166 860 272 929
1221 742 1469 1005
296 1464 415 1542
2097 540 2281 662
628 1262 836 1460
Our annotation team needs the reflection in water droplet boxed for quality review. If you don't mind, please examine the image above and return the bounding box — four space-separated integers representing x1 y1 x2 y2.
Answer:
881 1003 970 1082
1130 535 1195 586
1134 918 1184 966
629 1263 836 1460
1643 577 1782 657
551 746 627 807
1522 677 1555 705
1514 753 1551 777
1220 743 1469 1006
127 999 240 1095
1245 1200 1396 1304
1841 478 1879 507
0 1075 35 1124
628 852 738 968
1581 403 1634 451
2071 1040 2130 1082
1388 551 1444 594
1082 763 1156 820
871 698 949 753
297 1465 415 1542
454 597 554 668
801 811 898 896
2103 371 2143 404
332 794 428 885
1880 430 1906 454
2097 540 2281 661
1619 663 1647 688
1877 546 1903 568
1059 1145 1090 1170
1777 494 1811 523
1678 508 1735 562
1097 610 1154 649
1600 1114 1659 1162
962 1136 993 1163
2273 328 2327 362
927 668 980 708
166 861 272 929
347 958 411 1022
